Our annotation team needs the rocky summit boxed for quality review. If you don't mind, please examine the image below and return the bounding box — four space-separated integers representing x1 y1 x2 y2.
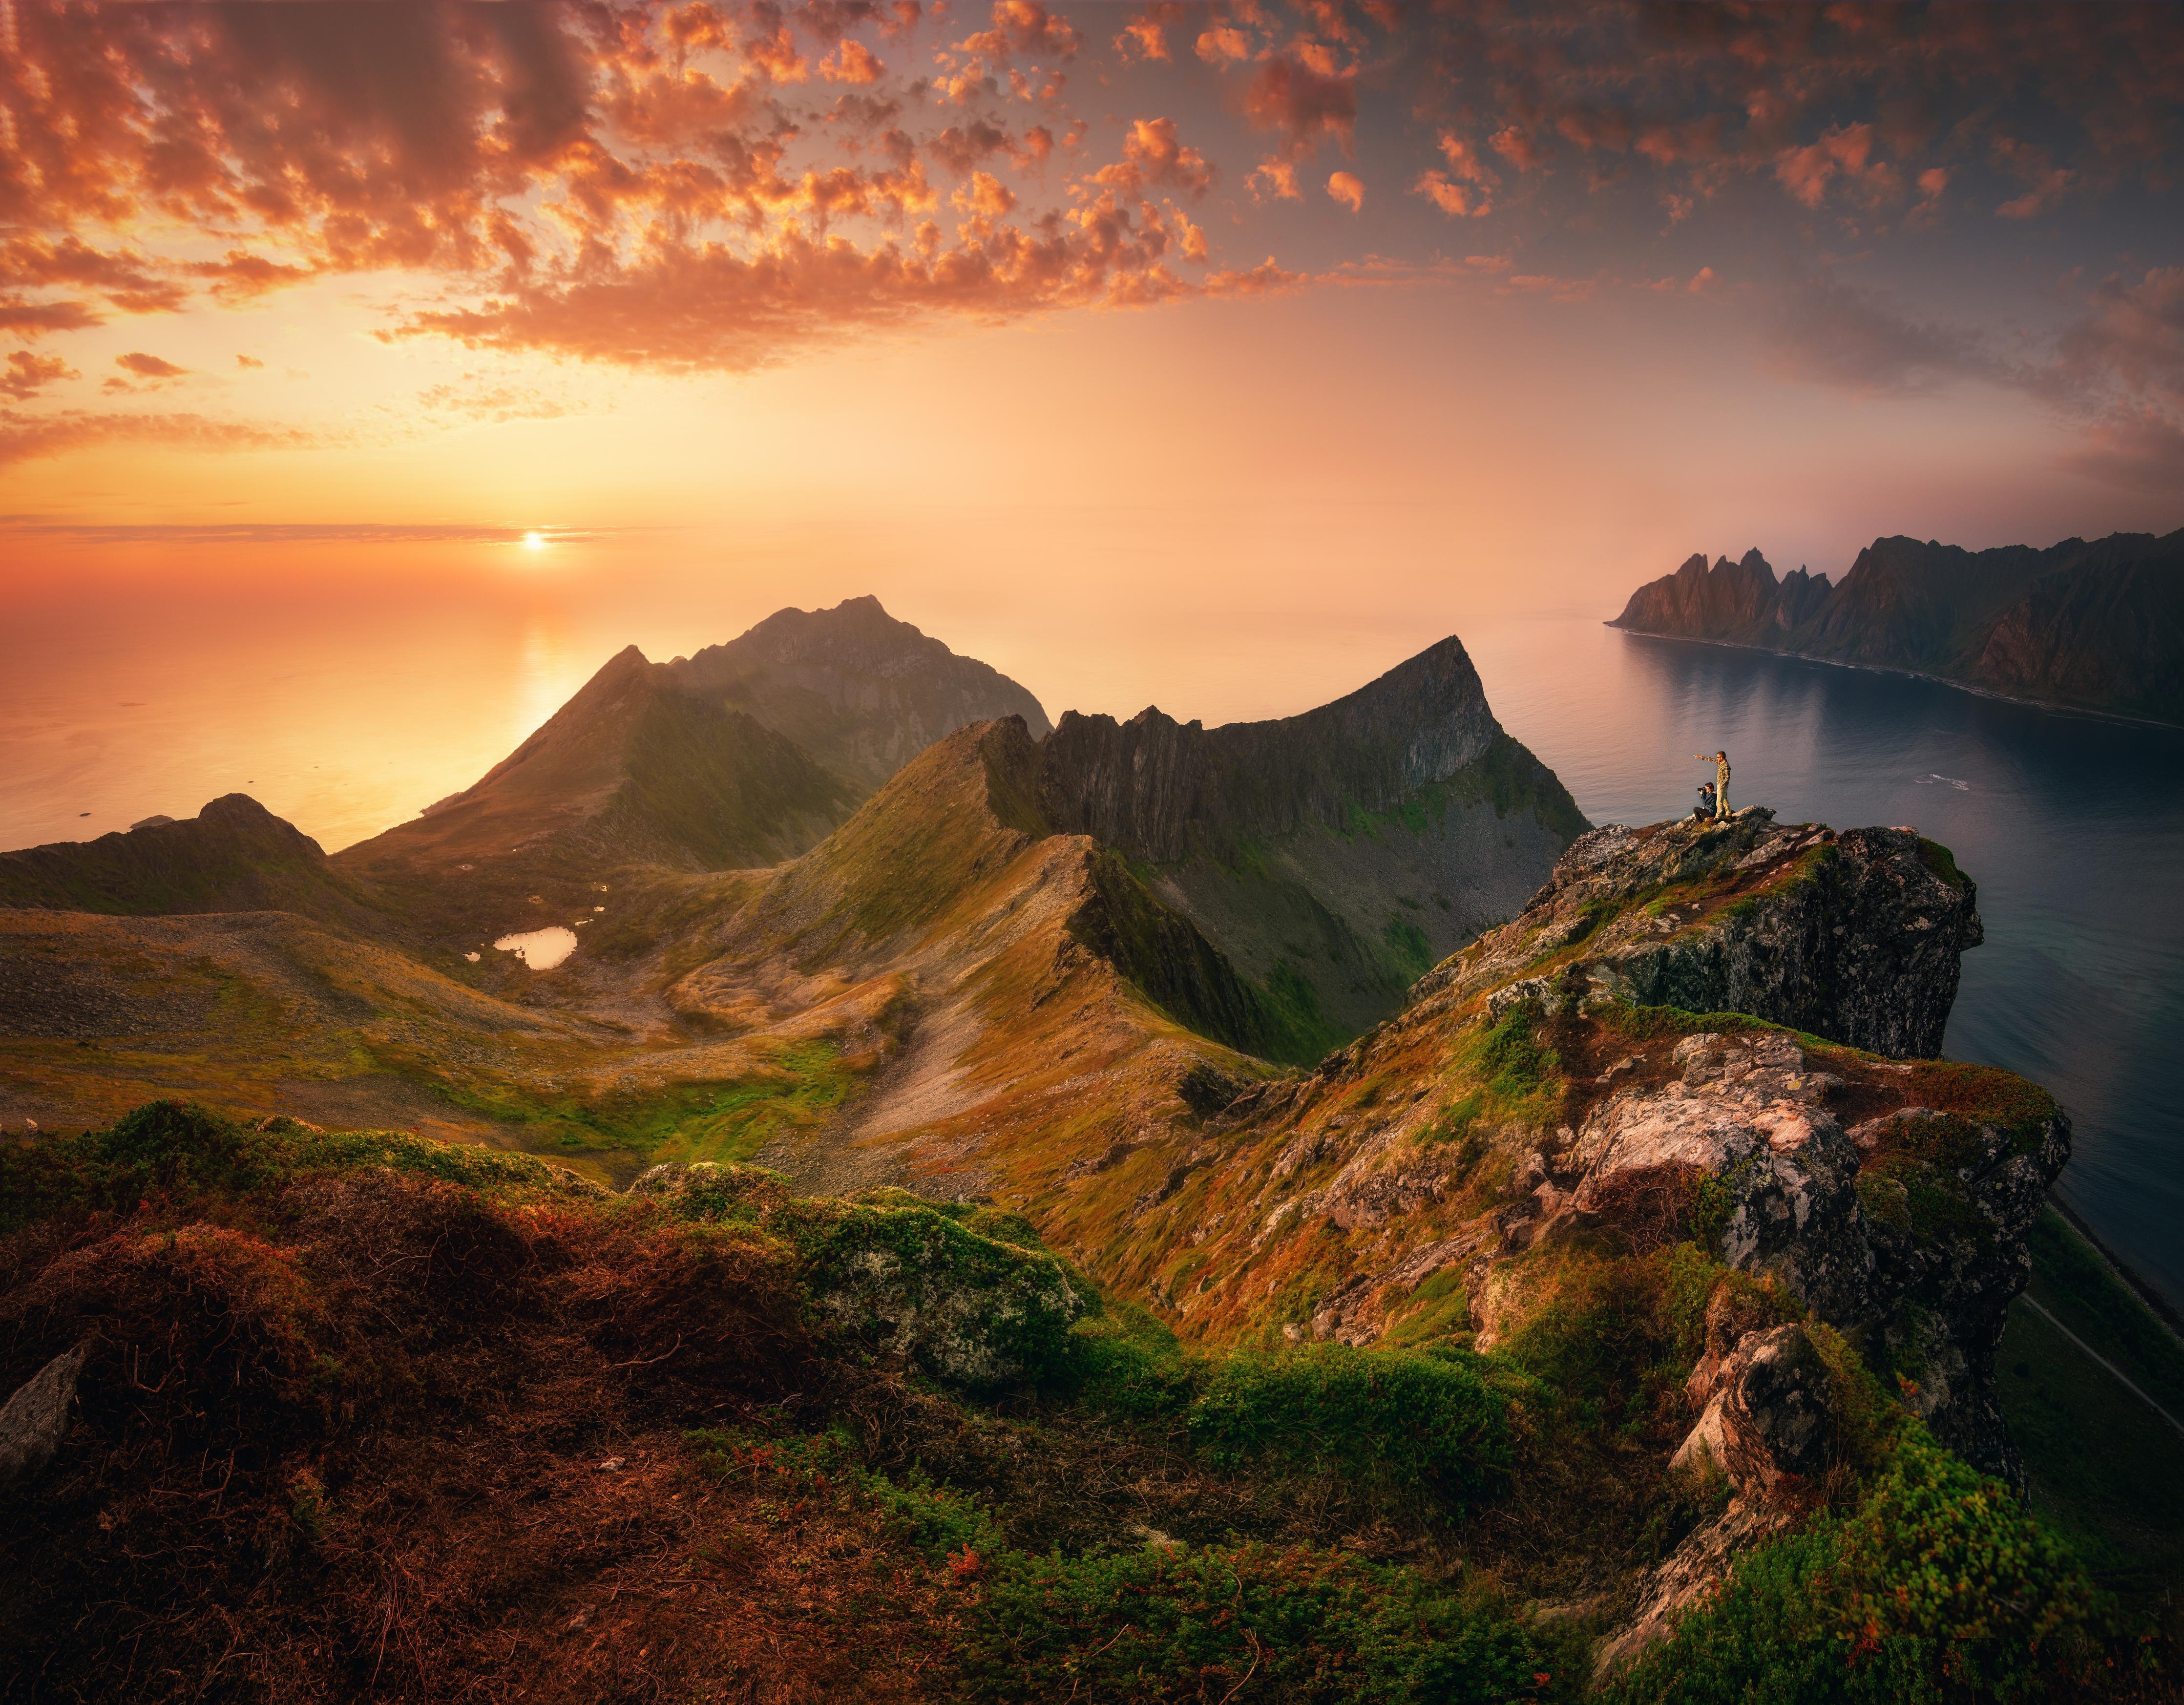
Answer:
0 612 2167 1705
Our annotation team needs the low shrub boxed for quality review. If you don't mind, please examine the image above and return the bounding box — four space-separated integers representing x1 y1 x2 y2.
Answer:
1600 1431 2118 1705
692 1425 1556 1704
1186 1344 1512 1514
0 1099 590 1235
1066 1305 1202 1419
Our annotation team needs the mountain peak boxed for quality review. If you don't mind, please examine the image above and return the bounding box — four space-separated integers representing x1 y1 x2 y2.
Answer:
0 791 357 920
669 597 1051 786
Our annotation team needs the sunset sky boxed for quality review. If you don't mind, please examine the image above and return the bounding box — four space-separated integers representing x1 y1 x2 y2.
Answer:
5 0 2183 846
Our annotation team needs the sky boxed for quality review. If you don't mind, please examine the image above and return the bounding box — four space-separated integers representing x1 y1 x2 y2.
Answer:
4 0 2184 847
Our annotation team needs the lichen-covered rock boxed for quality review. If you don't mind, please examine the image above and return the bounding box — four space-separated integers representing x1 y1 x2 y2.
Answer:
1557 1032 2063 1475
794 1202 1086 1389
0 1342 86 1488
1672 1323 1836 1490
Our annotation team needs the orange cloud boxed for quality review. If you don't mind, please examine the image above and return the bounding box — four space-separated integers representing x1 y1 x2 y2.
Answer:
1774 123 1898 210
959 0 1080 63
1326 170 1364 212
819 40 884 84
1991 136 2077 220
1489 126 1542 170
954 171 1018 216
1248 157 1301 202
1121 118 1214 197
0 410 308 468
1196 26 1254 65
1415 135 1496 219
1 350 78 400
0 0 2171 419
1242 53 1356 158
114 352 188 380
742 23 810 83
1116 17 1169 63
0 298 103 336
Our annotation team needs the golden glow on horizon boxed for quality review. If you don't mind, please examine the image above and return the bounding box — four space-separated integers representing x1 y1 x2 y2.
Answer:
523 531 546 551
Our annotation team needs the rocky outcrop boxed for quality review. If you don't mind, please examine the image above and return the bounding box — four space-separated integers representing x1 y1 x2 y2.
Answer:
1609 529 2184 725
1424 811 1982 1058
1573 1031 2063 1472
0 1342 86 1488
1608 549 1833 646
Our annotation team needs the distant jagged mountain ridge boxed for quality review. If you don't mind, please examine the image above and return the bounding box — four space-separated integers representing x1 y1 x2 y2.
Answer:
668 594 1053 790
1039 636 1589 1049
1609 530 2184 724
0 795 380 930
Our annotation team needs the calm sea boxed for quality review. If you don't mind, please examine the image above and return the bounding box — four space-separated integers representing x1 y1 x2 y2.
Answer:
1464 615 2184 1313
6 593 2177 1307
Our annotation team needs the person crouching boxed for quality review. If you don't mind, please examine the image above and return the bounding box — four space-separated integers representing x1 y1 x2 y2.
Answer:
1691 749 1731 818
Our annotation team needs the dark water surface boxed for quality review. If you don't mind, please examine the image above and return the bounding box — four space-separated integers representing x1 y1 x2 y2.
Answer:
1464 615 2184 1311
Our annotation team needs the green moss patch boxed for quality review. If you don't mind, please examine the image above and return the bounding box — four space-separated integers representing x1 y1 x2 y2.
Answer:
1186 1344 1512 1514
0 1098 594 1233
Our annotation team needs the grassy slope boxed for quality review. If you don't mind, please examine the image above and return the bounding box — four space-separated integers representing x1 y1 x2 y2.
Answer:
0 900 885 1188
1999 1207 2184 1597
1147 733 1588 1053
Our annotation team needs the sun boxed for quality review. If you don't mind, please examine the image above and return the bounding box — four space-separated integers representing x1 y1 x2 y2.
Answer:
522 530 547 550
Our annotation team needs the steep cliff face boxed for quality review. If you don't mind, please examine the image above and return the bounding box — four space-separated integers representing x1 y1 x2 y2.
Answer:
1036 638 1587 1050
1037 637 1507 861
1609 528 2184 723
670 594 1052 789
1968 550 2184 723
1424 813 1983 1058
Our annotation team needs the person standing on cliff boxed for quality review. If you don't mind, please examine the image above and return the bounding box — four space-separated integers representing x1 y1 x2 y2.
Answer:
1692 749 1731 818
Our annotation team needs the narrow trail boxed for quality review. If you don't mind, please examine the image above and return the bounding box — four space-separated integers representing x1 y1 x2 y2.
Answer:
2018 1293 2184 1441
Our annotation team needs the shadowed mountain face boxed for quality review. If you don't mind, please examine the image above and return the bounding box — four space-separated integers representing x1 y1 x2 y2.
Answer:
0 795 379 931
1610 531 2184 724
1039 637 1589 1049
336 645 859 885
669 594 1053 790
330 599 1050 924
